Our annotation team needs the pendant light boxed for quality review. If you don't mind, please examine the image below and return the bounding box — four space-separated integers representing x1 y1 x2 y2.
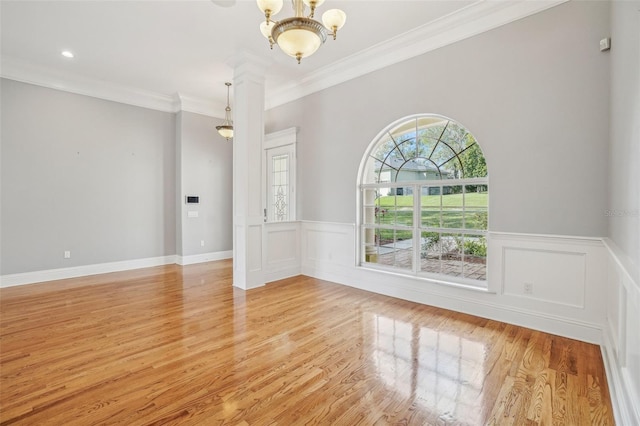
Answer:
216 82 233 141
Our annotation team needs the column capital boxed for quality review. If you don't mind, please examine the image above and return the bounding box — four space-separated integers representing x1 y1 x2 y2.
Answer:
229 51 271 82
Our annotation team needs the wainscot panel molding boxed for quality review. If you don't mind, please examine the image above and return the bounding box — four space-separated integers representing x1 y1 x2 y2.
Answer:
601 238 640 426
264 221 302 283
487 232 607 321
0 255 177 288
299 222 640 424
176 250 233 266
2 222 634 423
300 222 606 344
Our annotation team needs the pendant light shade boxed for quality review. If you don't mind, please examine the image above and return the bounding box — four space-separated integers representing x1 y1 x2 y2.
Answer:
258 0 346 64
271 17 327 62
216 82 233 141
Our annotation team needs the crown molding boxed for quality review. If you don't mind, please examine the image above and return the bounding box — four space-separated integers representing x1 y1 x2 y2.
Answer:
1 56 178 113
265 0 569 109
1 0 567 114
1 56 229 117
174 93 227 119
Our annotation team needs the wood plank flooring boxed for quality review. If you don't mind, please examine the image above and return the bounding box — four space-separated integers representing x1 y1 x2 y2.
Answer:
0 260 614 425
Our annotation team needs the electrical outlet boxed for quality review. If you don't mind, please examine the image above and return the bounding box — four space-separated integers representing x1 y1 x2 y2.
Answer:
523 282 533 295
64 250 71 259
200 240 205 247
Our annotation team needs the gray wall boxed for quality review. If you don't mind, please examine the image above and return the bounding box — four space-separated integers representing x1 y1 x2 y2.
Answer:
176 111 233 256
609 0 640 272
1 79 176 274
266 0 610 237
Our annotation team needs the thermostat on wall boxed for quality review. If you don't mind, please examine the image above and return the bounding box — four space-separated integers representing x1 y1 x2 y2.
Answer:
185 196 199 204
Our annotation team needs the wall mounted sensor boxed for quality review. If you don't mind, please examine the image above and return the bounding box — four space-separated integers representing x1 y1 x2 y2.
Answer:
599 37 611 52
185 196 199 204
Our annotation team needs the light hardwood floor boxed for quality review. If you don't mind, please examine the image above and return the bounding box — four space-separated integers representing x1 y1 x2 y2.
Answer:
0 260 614 425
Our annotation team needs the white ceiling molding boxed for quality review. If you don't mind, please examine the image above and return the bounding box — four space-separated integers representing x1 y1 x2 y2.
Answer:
175 94 227 119
264 127 297 150
1 56 226 117
265 0 569 110
1 0 567 114
1 56 177 113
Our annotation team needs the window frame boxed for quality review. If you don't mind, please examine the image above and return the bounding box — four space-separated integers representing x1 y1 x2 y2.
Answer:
263 128 297 223
356 114 489 288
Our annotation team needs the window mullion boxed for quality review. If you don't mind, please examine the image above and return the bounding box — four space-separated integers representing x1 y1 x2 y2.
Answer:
359 115 488 285
413 184 420 274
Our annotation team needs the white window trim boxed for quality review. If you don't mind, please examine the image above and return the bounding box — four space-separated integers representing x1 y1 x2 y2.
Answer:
358 178 489 287
355 114 489 289
263 127 297 223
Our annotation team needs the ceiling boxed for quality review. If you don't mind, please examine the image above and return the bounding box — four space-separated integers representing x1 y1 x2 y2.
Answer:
0 0 564 116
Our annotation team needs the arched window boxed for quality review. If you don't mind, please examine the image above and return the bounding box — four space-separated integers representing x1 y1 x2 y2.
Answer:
358 114 488 286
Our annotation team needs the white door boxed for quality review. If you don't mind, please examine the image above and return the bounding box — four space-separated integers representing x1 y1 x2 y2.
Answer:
265 144 295 222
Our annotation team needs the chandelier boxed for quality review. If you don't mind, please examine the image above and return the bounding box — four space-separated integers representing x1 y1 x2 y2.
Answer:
257 0 346 64
215 82 233 141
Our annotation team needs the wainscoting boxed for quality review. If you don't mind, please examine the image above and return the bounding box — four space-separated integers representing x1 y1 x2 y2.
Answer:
601 238 640 425
2 220 637 424
263 221 301 283
297 223 606 343
292 221 636 425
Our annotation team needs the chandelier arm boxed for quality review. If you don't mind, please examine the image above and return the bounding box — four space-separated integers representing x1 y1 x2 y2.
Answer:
260 0 344 64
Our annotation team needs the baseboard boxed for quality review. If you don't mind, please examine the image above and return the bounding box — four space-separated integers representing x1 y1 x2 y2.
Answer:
602 322 640 426
265 266 302 284
302 261 603 344
175 250 233 266
0 255 177 288
1 250 235 287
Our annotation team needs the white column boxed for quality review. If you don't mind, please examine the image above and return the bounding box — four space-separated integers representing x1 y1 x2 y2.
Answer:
232 53 268 290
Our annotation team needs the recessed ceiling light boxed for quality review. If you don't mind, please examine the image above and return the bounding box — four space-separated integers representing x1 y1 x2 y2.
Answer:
61 50 74 58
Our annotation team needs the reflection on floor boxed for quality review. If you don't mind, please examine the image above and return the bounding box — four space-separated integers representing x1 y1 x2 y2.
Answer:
0 260 613 425
370 313 487 425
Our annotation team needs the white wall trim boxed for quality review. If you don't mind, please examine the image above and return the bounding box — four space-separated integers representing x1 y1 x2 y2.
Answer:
602 326 639 426
2 1 567 113
602 237 640 291
0 57 225 117
264 127 297 150
0 255 177 288
0 250 236 287
303 260 604 344
601 237 640 426
264 267 301 284
1 56 177 113
300 222 607 343
263 221 301 283
489 231 604 245
173 93 226 119
266 0 568 109
176 250 233 266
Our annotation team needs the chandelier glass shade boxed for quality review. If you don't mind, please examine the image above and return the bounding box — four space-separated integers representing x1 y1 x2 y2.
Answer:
257 0 346 64
215 82 233 141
